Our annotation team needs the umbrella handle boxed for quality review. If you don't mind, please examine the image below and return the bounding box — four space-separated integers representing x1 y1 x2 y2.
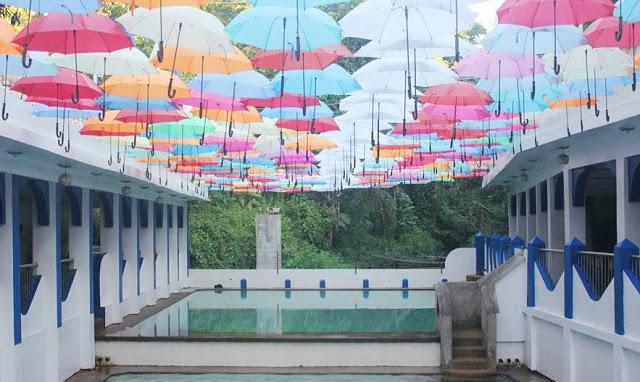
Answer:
494 101 501 117
131 134 137 149
280 75 285 97
98 103 106 121
21 44 32 69
530 80 536 100
64 137 71 153
157 42 164 63
56 121 62 138
553 55 561 75
151 144 155 156
413 98 418 121
58 128 65 147
302 98 307 117
145 167 151 180
594 102 600 117
199 102 203 119
117 150 121 164
606 109 610 122
1 102 8 121
119 162 125 174
295 36 301 61
199 131 205 145
519 112 529 127
587 93 592 109
406 74 412 99
108 155 113 166
615 16 624 42
71 84 80 104
167 77 176 99
633 72 637 92
580 119 584 132
145 123 152 139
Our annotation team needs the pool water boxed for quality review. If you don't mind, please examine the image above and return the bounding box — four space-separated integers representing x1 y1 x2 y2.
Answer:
111 290 436 337
107 374 513 382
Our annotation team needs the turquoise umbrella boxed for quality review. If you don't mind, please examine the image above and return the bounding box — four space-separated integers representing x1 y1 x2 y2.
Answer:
226 7 342 53
270 64 360 96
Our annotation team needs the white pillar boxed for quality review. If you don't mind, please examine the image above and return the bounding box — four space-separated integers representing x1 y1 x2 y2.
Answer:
121 196 139 315
139 200 155 307
155 203 169 299
0 174 16 382
100 193 122 326
168 205 179 293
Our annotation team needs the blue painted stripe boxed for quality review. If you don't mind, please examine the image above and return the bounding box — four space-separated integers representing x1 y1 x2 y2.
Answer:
55 185 62 328
89 191 94 315
564 238 585 319
12 175 22 345
527 237 545 307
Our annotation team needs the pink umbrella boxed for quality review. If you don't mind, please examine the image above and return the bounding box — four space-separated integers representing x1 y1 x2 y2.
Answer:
13 12 133 102
27 96 100 110
175 90 247 112
497 0 614 74
275 152 318 165
203 136 255 146
455 50 544 115
242 93 320 109
12 68 102 100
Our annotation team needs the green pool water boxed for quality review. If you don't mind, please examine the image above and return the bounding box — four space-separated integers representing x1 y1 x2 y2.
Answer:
111 290 436 337
107 374 513 382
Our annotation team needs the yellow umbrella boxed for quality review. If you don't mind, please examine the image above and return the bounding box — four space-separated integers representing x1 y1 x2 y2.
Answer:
196 106 263 123
285 134 336 151
81 111 142 136
0 19 21 56
104 70 190 99
152 46 252 74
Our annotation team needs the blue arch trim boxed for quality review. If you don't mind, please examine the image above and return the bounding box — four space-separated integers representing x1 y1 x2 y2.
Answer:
628 155 640 202
0 173 5 225
95 192 114 228
154 202 163 228
121 196 133 228
177 206 184 228
572 161 616 207
138 199 149 228
540 181 548 213
554 174 564 210
14 176 50 226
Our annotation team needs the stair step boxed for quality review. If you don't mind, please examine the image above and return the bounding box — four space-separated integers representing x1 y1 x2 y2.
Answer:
466 274 482 282
443 368 496 379
453 345 486 358
452 329 483 347
451 357 488 370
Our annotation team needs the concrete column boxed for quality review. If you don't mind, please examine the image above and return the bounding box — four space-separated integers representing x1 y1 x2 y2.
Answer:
0 175 16 382
101 194 122 326
121 196 139 315
155 203 169 299
139 200 155 308
58 187 94 379
256 209 282 270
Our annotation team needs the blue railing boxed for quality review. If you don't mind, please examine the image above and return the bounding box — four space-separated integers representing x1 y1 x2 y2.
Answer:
527 237 640 335
475 232 525 275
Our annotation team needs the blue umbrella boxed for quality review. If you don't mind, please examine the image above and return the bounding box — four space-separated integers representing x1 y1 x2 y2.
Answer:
261 102 334 119
2 52 57 77
2 0 101 13
226 7 341 53
172 144 220 156
102 96 177 112
31 105 98 119
189 71 275 99
270 64 360 96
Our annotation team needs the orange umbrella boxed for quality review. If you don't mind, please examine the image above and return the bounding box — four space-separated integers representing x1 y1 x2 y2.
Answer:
152 46 252 74
285 134 336 152
548 98 597 109
195 106 263 124
104 70 190 99
0 20 21 56
82 111 144 165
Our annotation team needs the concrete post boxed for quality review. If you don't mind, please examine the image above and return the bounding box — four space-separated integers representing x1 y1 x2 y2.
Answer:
256 208 281 270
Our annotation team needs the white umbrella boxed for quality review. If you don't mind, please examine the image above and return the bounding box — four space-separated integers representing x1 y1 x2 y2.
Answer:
340 0 477 41
354 58 457 91
355 37 474 59
542 46 632 81
117 7 234 61
340 92 419 110
50 48 157 76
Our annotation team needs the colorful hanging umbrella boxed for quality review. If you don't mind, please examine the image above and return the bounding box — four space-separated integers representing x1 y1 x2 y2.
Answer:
190 71 275 99
276 118 339 133
12 68 102 100
242 93 320 109
252 45 352 70
270 64 360 96
174 90 246 111
151 46 252 74
4 0 101 13
105 70 190 99
226 7 342 52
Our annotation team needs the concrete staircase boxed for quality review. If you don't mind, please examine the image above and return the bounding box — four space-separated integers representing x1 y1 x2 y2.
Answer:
448 328 494 378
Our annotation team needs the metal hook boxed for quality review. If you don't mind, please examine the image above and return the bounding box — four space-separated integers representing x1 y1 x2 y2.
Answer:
108 154 113 166
98 103 106 121
615 15 624 42
130 134 137 149
1 103 8 121
71 84 80 104
553 55 561 75
21 44 32 68
167 77 176 99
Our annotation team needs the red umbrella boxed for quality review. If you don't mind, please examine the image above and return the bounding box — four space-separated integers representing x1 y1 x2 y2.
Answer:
13 12 132 102
27 96 100 111
497 0 614 74
420 82 493 106
276 118 339 133
252 45 352 70
12 68 102 100
243 93 320 109
115 109 187 124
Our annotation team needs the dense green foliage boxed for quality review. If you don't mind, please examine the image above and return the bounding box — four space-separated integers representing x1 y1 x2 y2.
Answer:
189 180 508 269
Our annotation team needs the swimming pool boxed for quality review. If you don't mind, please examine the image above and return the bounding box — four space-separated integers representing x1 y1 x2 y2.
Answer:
106 374 512 382
109 289 436 337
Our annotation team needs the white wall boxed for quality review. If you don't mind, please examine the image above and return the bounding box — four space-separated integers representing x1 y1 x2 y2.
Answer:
494 259 527 363
187 268 446 290
96 340 440 367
